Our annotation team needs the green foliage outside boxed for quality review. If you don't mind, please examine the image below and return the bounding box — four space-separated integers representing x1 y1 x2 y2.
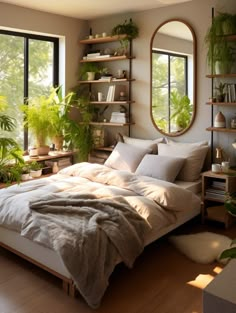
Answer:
152 52 187 133
0 33 54 148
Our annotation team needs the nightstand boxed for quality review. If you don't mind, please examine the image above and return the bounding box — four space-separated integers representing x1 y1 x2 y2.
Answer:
201 170 236 228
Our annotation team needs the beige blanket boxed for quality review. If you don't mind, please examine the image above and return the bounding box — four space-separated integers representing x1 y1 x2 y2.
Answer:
21 192 150 309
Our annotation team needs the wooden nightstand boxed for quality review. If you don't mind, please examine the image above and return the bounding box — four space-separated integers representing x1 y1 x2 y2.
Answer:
201 170 236 228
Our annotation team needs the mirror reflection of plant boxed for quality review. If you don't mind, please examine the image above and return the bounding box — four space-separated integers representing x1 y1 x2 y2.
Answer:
170 91 192 131
0 96 24 184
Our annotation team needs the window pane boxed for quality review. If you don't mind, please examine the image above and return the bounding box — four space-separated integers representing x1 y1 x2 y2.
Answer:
0 34 24 147
152 53 169 133
28 39 55 146
28 39 54 98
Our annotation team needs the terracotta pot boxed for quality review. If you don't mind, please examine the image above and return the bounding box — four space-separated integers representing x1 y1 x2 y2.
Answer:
37 145 50 155
53 135 64 151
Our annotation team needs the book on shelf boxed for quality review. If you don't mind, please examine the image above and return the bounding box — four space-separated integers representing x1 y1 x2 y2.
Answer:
110 112 127 123
205 191 225 200
98 76 112 82
211 181 225 188
106 85 126 102
226 83 236 103
206 188 225 194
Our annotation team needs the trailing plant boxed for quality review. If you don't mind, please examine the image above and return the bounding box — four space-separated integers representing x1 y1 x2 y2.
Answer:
0 96 24 184
111 19 139 54
205 12 236 73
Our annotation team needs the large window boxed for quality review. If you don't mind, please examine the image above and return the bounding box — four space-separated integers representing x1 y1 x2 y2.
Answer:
0 30 59 150
152 50 188 133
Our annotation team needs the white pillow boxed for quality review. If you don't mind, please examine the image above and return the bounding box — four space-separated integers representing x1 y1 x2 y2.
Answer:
104 142 150 172
169 232 232 264
166 138 209 147
122 135 164 154
135 155 185 183
158 143 208 182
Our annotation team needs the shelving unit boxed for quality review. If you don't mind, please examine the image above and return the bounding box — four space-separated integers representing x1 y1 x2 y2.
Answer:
205 10 236 162
79 34 135 162
201 170 236 228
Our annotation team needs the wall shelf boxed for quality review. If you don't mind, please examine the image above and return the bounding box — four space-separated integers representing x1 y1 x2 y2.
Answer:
206 127 236 133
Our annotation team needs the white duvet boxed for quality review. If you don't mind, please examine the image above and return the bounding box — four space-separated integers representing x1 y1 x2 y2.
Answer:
0 162 200 245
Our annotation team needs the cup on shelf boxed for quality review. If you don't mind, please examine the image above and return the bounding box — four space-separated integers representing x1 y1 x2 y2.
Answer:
221 161 230 173
98 92 104 102
211 163 221 173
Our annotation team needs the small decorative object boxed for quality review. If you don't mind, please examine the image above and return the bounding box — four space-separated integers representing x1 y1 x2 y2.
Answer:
215 146 223 164
117 69 124 78
98 92 104 102
119 92 127 101
214 111 226 127
231 114 236 129
102 32 107 37
52 162 59 174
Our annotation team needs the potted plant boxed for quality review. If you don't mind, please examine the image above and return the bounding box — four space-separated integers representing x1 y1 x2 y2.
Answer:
170 91 192 131
205 12 236 74
214 82 226 102
19 164 30 181
64 95 94 162
79 62 101 81
49 86 75 151
21 93 56 155
29 161 43 178
0 96 24 184
111 18 139 54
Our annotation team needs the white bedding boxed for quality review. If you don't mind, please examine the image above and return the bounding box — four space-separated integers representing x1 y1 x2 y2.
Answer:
0 162 201 307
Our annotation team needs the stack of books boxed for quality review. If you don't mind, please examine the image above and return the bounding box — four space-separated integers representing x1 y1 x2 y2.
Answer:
83 52 111 60
110 112 127 123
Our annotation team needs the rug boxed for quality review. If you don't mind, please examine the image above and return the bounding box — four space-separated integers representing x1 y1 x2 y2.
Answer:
169 232 233 264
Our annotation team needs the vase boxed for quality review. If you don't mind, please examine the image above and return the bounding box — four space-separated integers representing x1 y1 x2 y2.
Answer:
214 111 226 128
87 72 95 81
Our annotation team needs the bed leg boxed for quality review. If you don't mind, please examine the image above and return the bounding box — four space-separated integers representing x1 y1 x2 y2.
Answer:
62 280 77 297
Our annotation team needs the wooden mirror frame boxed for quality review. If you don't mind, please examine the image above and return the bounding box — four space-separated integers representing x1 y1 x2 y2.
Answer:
150 19 197 137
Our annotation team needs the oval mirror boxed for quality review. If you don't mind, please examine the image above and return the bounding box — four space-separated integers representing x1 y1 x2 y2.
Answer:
150 19 197 136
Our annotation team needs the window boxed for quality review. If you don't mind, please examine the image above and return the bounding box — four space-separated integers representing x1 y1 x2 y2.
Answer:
152 50 188 133
0 30 59 150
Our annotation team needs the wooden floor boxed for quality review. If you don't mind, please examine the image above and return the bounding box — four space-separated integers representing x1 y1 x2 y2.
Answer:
1 218 236 313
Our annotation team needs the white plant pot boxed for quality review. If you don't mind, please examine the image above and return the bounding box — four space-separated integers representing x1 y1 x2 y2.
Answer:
87 72 95 80
30 169 42 178
21 173 30 181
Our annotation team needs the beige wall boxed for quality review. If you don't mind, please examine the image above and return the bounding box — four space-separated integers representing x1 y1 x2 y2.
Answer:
89 0 236 164
0 2 88 92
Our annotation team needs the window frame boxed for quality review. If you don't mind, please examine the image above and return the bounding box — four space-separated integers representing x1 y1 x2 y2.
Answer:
0 29 59 150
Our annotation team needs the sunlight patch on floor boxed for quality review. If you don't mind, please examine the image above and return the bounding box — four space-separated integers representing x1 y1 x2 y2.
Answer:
187 274 214 289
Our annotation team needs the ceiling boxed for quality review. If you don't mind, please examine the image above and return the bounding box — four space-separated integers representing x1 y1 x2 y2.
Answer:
1 0 192 20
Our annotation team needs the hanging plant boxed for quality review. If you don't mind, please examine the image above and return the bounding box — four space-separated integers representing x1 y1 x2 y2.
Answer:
111 19 139 54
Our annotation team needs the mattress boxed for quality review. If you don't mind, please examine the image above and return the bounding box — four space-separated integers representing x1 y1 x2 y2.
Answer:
175 178 202 195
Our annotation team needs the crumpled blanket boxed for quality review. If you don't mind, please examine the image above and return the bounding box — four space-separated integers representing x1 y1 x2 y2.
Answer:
21 192 150 309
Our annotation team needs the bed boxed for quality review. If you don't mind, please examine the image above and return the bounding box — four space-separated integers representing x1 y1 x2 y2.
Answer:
0 140 208 308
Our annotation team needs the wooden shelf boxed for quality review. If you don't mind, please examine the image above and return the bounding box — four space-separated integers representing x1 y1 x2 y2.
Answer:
79 34 128 44
206 101 236 106
206 73 236 78
80 55 134 63
90 100 134 104
90 122 134 126
78 78 135 84
206 127 236 133
94 146 113 152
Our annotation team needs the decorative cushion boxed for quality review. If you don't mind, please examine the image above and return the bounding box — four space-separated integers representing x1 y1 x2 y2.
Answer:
135 155 185 183
104 142 150 172
169 232 232 264
158 143 208 182
121 135 164 154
